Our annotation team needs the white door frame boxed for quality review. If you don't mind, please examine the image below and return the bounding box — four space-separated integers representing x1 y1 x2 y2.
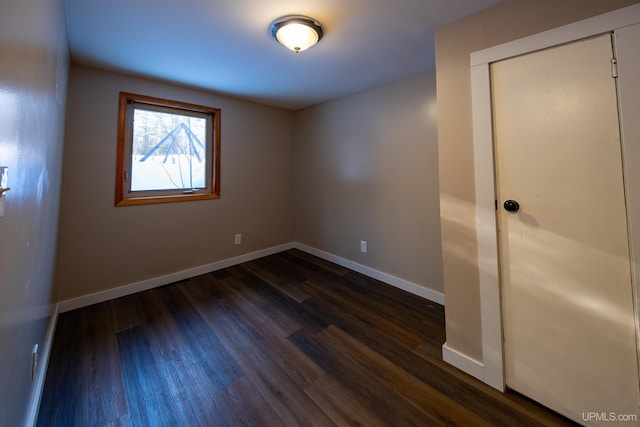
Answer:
471 3 640 391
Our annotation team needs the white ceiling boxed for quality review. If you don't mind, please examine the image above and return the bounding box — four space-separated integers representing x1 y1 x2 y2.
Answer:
63 0 502 110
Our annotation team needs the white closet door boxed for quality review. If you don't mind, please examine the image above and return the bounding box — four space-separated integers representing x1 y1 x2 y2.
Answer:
492 33 640 426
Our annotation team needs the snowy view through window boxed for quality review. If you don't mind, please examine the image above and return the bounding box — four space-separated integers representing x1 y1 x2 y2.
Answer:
131 109 207 192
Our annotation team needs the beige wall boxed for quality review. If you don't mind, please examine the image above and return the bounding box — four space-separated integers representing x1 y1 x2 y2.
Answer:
435 0 640 361
56 65 294 300
294 71 443 295
0 0 69 425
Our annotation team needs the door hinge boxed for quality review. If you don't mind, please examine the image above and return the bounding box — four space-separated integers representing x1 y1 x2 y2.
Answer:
611 58 618 78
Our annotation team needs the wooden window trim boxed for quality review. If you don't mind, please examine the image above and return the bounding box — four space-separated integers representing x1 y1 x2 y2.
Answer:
115 92 221 206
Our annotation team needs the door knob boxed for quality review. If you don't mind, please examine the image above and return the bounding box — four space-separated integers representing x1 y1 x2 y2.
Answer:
503 200 520 213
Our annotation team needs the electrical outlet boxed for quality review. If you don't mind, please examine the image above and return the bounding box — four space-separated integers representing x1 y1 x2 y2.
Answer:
31 344 38 382
360 240 368 253
234 233 242 245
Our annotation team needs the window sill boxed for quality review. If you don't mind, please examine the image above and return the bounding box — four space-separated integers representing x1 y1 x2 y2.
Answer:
115 192 220 207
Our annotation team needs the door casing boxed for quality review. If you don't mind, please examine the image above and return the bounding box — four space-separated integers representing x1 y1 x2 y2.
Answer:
468 3 640 391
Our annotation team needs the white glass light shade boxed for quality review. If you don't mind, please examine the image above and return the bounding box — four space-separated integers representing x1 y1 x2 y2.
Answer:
276 23 318 52
270 16 324 53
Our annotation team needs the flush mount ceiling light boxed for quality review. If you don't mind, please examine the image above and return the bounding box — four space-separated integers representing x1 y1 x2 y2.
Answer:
270 15 324 53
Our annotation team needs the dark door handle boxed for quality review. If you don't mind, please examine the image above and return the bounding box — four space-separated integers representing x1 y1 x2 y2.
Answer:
504 200 520 213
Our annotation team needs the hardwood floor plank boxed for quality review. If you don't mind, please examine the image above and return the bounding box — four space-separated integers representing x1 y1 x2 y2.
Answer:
300 277 425 349
244 257 313 303
283 251 445 340
282 249 352 276
149 284 244 390
116 326 235 427
79 302 128 425
289 327 441 427
181 282 337 427
216 277 325 387
238 270 331 334
37 310 86 427
38 303 127 427
110 292 146 333
218 376 285 426
312 294 565 426
305 374 388 427
322 324 495 427
116 326 186 426
116 280 246 426
217 273 302 337
412 340 578 427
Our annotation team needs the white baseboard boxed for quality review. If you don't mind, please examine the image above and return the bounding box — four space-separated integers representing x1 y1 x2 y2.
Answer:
59 241 445 312
24 303 59 427
442 342 484 382
59 242 296 313
294 243 445 306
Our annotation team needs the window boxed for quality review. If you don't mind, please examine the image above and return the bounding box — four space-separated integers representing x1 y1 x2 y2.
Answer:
115 92 220 206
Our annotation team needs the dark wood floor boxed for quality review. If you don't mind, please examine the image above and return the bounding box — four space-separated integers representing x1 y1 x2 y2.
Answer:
37 249 577 426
